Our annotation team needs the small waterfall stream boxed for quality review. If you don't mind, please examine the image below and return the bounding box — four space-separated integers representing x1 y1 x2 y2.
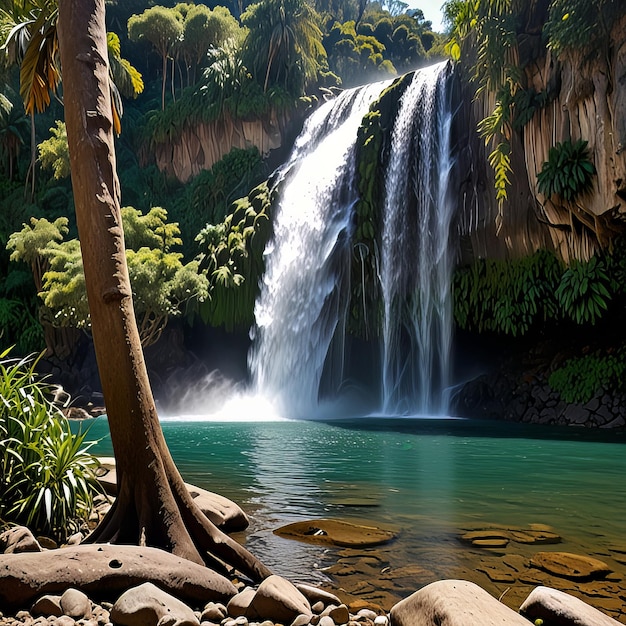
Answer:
381 61 454 415
249 62 454 417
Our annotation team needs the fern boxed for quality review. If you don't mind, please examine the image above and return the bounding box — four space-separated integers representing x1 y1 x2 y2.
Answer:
537 139 596 202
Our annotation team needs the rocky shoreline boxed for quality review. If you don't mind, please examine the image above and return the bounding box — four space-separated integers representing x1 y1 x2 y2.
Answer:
1 521 624 626
0 536 623 626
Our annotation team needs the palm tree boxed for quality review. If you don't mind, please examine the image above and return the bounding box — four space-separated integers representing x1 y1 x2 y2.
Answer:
0 90 29 179
241 0 326 94
1 0 59 197
0 0 142 192
55 0 272 579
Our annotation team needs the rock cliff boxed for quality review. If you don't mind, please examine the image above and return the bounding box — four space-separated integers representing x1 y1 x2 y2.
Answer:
455 11 626 264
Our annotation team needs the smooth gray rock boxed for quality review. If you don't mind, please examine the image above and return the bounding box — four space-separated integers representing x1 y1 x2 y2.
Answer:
31 595 63 617
519 585 622 626
294 585 340 609
0 527 42 554
60 589 92 619
227 588 256 618
0 544 237 610
247 576 312 623
110 582 199 626
200 602 227 622
356 609 377 621
291 613 313 626
326 605 350 625
389 579 531 626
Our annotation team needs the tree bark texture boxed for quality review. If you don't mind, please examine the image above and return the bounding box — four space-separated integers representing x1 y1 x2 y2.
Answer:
56 0 271 582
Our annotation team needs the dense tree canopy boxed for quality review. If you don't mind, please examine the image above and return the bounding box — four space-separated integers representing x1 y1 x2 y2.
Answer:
0 0 439 358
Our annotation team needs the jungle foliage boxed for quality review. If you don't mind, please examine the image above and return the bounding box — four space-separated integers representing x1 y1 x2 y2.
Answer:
453 247 621 337
8 208 208 347
537 139 596 203
195 181 273 330
548 349 626 404
170 146 266 255
0 349 101 542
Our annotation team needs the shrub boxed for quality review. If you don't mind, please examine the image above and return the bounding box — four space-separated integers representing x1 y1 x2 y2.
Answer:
0 349 101 542
453 250 561 336
537 139 596 202
555 255 611 325
549 350 626 404
195 181 273 330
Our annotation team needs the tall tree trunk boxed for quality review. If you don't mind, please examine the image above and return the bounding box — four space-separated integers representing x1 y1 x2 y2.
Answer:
161 50 167 110
25 112 36 200
56 0 271 582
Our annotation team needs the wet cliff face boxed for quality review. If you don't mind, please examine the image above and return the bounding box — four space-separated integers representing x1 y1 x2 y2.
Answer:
454 12 626 264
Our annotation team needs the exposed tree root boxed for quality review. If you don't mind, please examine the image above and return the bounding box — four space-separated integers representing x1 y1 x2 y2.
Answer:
85 450 272 582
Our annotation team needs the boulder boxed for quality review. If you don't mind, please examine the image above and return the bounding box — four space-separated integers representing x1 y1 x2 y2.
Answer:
389 579 531 626
519 586 622 626
295 584 341 608
60 588 92 619
31 594 64 617
0 526 42 554
247 575 312 623
111 582 199 626
530 552 612 580
186 486 249 533
227 587 256 617
0 544 237 611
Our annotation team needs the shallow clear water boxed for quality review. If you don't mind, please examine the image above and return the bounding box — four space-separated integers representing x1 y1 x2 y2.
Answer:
82 414 626 604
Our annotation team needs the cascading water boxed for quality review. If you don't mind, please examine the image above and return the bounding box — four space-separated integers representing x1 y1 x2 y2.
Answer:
380 61 454 416
249 81 391 417
249 61 454 418
381 63 453 414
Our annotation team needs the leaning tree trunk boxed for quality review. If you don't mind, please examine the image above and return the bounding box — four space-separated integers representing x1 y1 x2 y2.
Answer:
56 0 271 582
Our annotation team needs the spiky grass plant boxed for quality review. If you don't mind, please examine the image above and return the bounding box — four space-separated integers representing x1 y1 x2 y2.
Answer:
0 348 101 543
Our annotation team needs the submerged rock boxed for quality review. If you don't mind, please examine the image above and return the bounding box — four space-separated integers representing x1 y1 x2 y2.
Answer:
274 519 397 548
530 552 612 580
460 525 561 549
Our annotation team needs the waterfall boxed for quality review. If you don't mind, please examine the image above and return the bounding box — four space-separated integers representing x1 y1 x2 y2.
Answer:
249 81 391 417
380 61 454 415
249 62 455 418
